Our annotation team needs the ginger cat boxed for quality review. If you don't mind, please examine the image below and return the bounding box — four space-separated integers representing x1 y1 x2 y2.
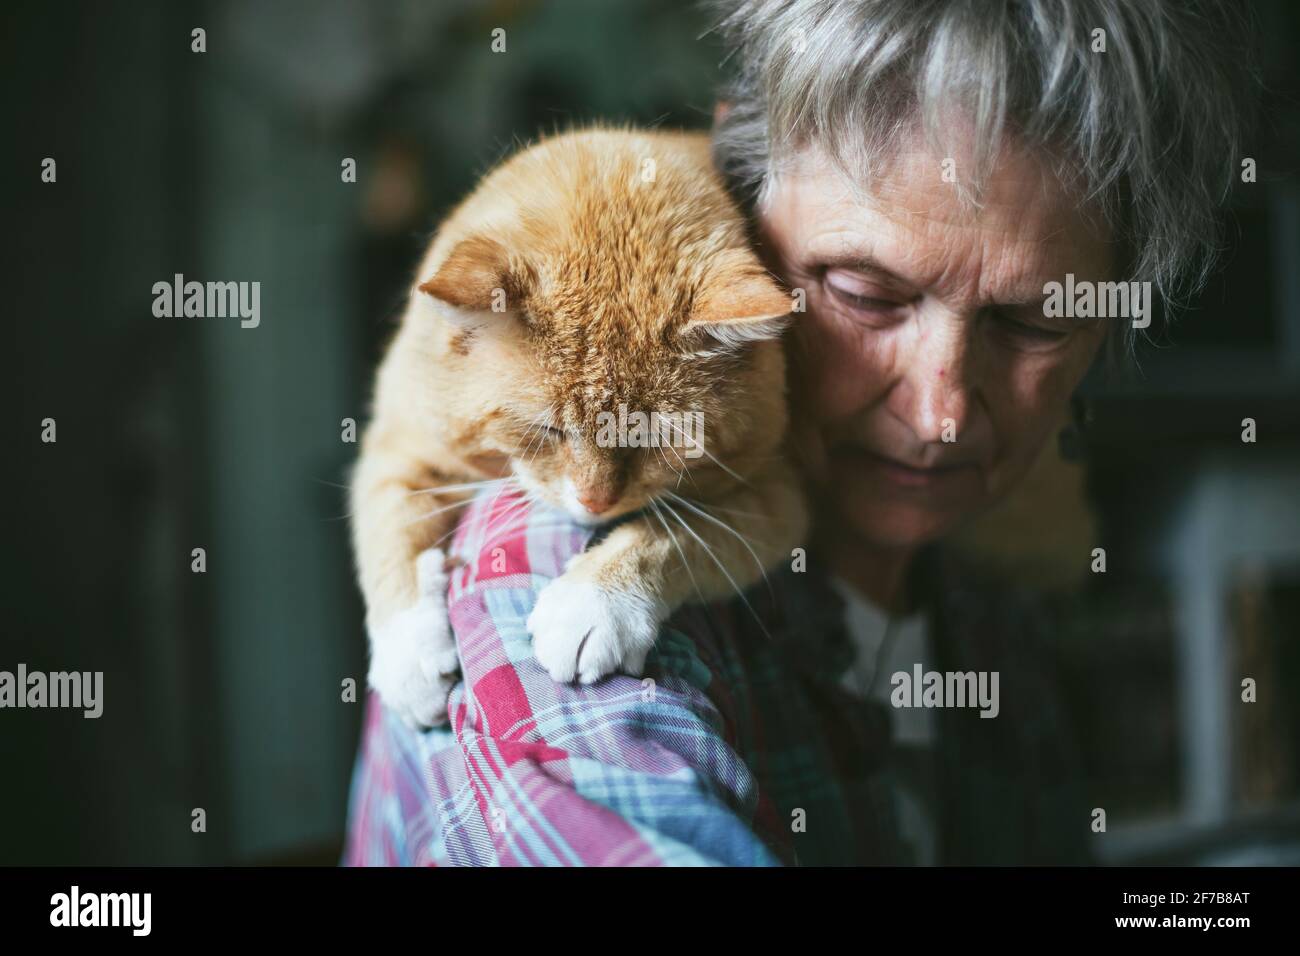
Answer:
350 128 807 729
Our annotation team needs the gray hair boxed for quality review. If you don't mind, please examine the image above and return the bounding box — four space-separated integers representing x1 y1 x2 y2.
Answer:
707 0 1258 313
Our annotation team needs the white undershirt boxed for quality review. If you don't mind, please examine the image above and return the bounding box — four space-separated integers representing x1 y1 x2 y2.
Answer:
830 576 939 864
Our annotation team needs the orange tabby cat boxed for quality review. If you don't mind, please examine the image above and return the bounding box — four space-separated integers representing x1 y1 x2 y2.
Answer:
350 128 807 728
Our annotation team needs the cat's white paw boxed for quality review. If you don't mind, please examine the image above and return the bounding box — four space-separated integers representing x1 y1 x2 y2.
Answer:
367 547 460 729
526 576 665 684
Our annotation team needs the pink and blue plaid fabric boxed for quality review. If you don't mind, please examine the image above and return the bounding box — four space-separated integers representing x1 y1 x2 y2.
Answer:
343 485 906 866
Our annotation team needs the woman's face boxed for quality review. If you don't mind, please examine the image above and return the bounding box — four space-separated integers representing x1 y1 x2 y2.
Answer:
758 142 1112 551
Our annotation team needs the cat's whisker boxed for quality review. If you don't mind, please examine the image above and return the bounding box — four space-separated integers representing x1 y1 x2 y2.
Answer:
401 498 481 530
518 406 561 467
648 498 707 607
442 507 513 558
667 492 769 539
431 496 543 556
428 513 552 557
659 417 749 487
312 477 353 492
516 425 540 466
519 413 552 465
406 478 507 499
483 503 535 547
655 438 698 493
478 512 585 558
666 491 772 591
668 492 774 539
427 521 466 552
659 499 772 641
651 443 682 485
476 478 562 551
407 476 521 540
311 476 362 521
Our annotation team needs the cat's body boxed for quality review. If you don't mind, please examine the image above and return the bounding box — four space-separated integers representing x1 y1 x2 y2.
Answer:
350 128 807 728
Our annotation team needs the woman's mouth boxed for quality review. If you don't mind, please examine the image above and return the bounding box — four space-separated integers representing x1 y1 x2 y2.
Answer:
838 447 977 490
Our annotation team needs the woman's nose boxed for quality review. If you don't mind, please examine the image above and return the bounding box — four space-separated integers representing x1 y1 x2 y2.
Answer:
893 316 975 443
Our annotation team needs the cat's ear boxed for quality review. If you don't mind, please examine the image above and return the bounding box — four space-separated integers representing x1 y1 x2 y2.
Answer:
682 264 793 350
417 236 524 313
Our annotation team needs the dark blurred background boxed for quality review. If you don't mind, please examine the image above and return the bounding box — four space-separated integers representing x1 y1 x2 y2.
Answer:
3 0 1299 865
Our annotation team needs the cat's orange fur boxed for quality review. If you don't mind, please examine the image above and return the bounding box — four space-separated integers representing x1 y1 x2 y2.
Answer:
350 128 807 728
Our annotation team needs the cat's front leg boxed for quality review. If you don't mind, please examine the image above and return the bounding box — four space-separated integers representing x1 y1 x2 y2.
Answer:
527 460 807 684
525 530 673 684
366 546 461 729
350 431 470 729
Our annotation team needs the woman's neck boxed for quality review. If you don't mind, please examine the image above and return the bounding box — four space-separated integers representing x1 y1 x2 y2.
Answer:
817 526 918 615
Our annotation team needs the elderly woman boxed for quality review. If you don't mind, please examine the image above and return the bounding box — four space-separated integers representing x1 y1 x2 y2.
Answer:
345 0 1254 865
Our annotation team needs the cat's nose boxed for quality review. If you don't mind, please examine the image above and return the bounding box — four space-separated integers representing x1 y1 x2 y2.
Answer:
577 489 619 515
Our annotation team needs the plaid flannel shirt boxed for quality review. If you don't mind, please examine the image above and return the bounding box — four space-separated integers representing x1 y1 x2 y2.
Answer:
343 487 1089 866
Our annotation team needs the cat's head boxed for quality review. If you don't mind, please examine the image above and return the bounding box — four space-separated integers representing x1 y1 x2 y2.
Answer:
415 130 793 526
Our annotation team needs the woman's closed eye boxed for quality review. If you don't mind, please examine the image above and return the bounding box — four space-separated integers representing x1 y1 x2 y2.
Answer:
822 268 911 320
821 267 1074 349
986 307 1071 347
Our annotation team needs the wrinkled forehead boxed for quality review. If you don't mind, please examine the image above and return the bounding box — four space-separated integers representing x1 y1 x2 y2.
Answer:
764 141 1114 299
773 117 1105 224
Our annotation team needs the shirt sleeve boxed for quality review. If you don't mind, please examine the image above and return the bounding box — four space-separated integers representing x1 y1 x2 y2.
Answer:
343 485 785 866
